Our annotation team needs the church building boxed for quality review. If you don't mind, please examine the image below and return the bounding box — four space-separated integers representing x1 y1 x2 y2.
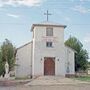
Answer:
15 21 75 78
15 12 75 78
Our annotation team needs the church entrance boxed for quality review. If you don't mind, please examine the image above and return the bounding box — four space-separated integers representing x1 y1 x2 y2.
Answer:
44 57 55 75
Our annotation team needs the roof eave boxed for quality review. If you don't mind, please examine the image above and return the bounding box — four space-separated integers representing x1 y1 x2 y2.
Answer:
17 41 32 50
31 24 67 31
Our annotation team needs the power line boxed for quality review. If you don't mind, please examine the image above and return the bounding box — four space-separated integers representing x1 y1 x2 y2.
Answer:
0 23 90 26
0 23 26 24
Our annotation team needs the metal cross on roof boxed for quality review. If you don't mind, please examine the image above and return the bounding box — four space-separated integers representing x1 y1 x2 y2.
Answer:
44 10 52 21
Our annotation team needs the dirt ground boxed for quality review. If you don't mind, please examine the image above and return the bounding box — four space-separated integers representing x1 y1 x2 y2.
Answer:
0 84 90 90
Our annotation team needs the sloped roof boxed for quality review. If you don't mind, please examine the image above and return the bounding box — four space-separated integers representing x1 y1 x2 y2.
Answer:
31 21 67 31
17 41 32 50
65 45 77 53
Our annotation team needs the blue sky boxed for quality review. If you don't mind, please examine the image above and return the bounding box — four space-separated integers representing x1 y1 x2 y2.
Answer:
0 0 90 60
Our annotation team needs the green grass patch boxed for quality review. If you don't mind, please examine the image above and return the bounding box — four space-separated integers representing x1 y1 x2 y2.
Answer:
74 76 90 82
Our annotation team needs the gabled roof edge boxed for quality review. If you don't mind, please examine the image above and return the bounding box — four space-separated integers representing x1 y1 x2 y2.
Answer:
17 41 33 50
65 45 77 53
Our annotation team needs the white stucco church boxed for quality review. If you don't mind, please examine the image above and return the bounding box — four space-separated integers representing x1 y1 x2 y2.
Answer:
15 13 75 78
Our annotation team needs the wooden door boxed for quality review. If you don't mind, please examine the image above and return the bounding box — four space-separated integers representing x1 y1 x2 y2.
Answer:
44 57 55 75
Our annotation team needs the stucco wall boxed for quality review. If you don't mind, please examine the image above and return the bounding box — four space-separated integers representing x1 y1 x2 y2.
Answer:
15 42 32 78
65 46 75 75
32 26 66 77
15 24 75 78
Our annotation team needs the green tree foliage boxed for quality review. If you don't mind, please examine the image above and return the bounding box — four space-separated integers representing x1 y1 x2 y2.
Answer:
0 39 15 76
0 50 5 76
65 36 89 71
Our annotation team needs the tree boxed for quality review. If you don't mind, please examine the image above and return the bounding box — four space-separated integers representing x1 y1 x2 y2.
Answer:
0 39 15 76
65 36 89 71
0 49 5 76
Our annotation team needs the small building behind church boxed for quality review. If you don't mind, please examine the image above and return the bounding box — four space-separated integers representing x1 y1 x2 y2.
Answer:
15 22 75 78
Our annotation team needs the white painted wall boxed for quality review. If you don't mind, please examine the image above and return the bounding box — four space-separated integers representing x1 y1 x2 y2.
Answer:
65 46 75 74
15 23 75 78
32 26 66 77
15 42 32 78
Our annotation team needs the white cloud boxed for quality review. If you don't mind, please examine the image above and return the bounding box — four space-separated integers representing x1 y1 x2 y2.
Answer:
0 0 44 7
7 13 20 18
84 34 90 43
80 0 90 2
84 37 90 43
72 5 90 14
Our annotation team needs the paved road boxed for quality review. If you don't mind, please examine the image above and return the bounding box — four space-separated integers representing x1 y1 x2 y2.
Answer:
0 84 90 90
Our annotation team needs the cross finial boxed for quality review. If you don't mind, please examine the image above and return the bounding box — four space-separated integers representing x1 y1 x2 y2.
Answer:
44 10 52 21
